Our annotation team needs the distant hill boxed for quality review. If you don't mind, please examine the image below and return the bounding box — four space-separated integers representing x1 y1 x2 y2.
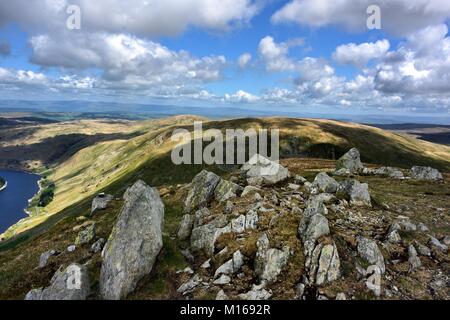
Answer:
370 123 450 145
1 116 449 240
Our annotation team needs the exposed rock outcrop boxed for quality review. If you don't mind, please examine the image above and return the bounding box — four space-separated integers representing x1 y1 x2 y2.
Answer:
410 166 443 181
254 234 290 283
184 170 221 213
100 180 164 300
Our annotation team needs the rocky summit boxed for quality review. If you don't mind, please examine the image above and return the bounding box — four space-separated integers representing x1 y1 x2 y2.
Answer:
1 146 448 301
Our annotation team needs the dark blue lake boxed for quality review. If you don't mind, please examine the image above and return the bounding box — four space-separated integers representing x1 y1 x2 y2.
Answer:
0 170 40 234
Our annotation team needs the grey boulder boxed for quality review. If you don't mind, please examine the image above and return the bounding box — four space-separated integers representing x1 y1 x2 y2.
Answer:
357 237 385 274
336 180 371 207
410 166 443 181
177 214 194 241
254 234 290 283
335 148 364 174
241 154 290 186
184 170 221 213
100 180 164 300
214 179 243 203
91 193 113 215
312 172 339 193
25 263 90 300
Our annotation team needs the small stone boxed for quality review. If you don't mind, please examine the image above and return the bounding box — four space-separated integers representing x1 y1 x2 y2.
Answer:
201 259 211 269
177 274 202 295
442 236 450 247
335 293 347 300
312 172 339 193
410 166 443 181
357 237 385 274
241 154 290 186
408 245 421 272
387 230 401 244
214 251 244 278
241 186 262 197
75 223 96 245
213 275 231 285
295 283 305 299
418 223 429 232
231 215 246 233
238 284 272 300
288 183 300 191
414 242 431 257
90 238 105 254
365 265 382 297
39 250 57 268
429 236 448 253
91 193 113 215
177 214 194 241
216 289 229 300
67 245 76 252
294 175 307 185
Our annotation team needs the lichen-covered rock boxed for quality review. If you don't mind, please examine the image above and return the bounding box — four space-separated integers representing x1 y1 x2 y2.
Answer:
190 216 229 256
410 166 443 181
214 179 243 202
245 210 259 230
25 264 90 300
177 214 194 241
312 172 339 194
312 242 341 285
241 154 290 186
254 234 290 283
100 180 164 300
184 170 221 213
214 250 244 278
91 193 113 215
357 237 385 274
90 238 105 254
241 185 262 197
335 148 364 174
408 244 421 272
75 223 96 245
336 179 371 207
303 214 330 245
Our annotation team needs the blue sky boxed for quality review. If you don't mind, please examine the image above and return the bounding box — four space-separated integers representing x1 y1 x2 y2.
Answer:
0 0 450 118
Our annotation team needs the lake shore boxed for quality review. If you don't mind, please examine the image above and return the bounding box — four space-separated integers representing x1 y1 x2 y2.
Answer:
0 180 7 192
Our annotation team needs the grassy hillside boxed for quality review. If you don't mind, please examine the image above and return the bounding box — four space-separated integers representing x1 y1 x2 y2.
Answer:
1 116 449 242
